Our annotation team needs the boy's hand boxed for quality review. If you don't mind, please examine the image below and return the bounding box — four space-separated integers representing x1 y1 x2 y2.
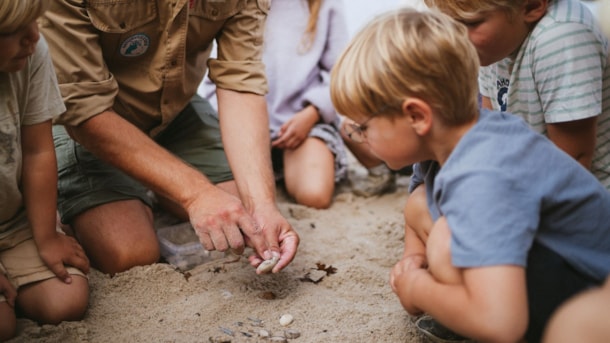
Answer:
38 233 90 283
390 254 427 315
0 274 17 308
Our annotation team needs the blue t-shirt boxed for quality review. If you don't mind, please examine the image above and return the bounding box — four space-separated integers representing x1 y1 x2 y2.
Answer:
412 109 610 281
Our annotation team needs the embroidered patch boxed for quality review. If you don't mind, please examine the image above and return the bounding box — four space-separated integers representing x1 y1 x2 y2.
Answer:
120 33 150 57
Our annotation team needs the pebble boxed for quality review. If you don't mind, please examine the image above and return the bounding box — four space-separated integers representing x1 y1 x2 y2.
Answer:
279 314 294 326
256 255 279 274
258 329 270 338
284 329 301 339
269 337 288 343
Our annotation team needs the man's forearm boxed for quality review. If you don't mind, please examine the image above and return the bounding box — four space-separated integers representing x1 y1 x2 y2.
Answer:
216 89 276 211
67 110 215 208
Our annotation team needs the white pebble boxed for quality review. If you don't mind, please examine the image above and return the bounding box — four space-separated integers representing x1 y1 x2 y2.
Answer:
279 314 294 326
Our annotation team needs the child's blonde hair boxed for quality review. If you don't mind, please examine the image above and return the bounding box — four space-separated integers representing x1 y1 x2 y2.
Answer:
299 0 323 52
0 0 49 33
330 8 479 126
424 0 527 21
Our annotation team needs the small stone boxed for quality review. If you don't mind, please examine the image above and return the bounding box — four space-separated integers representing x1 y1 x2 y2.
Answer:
258 329 270 338
279 314 294 326
284 329 301 339
256 255 279 274
269 337 288 343
209 336 232 343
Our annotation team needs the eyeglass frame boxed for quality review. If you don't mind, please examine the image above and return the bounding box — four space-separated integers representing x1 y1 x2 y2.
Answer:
343 102 403 143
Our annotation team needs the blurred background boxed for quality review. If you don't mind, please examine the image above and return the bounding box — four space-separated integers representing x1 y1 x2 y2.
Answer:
344 0 601 37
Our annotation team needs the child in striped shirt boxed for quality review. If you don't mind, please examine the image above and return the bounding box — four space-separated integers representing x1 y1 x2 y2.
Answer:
426 0 610 190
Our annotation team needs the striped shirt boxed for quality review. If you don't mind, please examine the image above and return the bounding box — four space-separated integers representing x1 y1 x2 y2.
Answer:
479 0 610 189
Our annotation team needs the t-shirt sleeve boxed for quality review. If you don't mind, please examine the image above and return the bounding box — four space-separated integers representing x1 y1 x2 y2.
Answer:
531 21 606 123
208 0 269 95
22 36 66 126
436 168 540 268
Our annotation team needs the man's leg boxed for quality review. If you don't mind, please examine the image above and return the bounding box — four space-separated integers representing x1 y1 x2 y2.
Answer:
70 199 159 274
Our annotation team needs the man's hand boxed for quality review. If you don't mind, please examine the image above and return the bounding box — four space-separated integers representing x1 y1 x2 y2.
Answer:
245 203 299 274
187 186 257 255
37 232 90 283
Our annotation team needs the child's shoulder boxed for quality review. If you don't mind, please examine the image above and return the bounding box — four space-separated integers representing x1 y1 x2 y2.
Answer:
536 0 601 34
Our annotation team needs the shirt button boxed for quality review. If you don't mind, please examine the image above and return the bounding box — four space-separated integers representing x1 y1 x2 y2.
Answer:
211 7 218 16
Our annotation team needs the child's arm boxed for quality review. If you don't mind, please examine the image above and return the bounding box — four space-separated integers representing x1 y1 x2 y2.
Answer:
21 120 90 283
270 105 320 150
546 117 597 170
396 263 528 342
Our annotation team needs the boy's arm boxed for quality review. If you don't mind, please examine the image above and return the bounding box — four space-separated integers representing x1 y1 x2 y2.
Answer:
547 117 597 169
481 96 493 110
395 264 529 342
21 120 90 282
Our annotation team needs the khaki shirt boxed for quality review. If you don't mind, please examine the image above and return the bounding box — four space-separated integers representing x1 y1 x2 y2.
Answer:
40 0 270 136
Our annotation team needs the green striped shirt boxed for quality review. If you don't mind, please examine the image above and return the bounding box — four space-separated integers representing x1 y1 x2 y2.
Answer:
480 0 610 189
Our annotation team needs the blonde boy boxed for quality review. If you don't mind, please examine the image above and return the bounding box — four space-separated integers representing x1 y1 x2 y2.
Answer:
331 8 610 343
0 1 89 339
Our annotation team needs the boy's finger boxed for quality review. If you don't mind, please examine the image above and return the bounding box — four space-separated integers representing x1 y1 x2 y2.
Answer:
49 262 72 284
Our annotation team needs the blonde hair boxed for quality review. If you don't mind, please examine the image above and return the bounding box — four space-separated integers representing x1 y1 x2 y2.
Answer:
424 0 527 21
299 0 323 52
0 0 49 32
330 8 480 126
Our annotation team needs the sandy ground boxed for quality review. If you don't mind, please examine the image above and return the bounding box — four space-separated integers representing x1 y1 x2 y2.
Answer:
8 163 429 343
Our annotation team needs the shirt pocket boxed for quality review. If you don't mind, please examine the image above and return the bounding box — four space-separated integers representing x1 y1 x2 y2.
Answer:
86 0 159 60
87 0 157 33
190 0 245 21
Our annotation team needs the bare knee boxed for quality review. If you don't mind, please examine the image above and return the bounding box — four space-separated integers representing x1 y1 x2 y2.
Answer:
0 302 16 341
97 239 160 274
71 200 160 274
18 276 89 325
427 217 462 285
404 186 433 241
293 189 333 209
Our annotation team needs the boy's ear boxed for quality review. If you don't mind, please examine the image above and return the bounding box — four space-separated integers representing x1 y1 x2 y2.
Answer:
523 0 548 23
401 98 433 136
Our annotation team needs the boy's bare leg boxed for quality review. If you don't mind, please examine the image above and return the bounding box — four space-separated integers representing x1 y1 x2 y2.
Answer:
17 275 88 324
403 185 434 251
0 302 16 340
71 199 159 274
543 277 610 343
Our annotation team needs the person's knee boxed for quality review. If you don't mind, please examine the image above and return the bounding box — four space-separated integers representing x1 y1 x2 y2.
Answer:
294 189 333 209
0 302 16 341
98 239 160 274
404 188 433 238
426 217 462 285
19 276 89 325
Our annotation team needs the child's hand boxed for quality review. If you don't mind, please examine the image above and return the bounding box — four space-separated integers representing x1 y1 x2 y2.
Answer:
37 232 90 283
271 107 319 150
390 254 427 315
0 274 17 308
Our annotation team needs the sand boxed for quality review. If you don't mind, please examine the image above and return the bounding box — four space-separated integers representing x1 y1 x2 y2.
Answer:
8 163 428 343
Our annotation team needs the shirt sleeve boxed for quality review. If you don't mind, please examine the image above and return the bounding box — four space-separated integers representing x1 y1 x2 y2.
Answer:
531 21 607 123
22 36 66 126
40 0 118 126
208 0 269 95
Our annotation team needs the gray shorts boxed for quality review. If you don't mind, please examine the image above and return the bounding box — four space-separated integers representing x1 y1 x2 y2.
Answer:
271 122 348 183
54 95 233 224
